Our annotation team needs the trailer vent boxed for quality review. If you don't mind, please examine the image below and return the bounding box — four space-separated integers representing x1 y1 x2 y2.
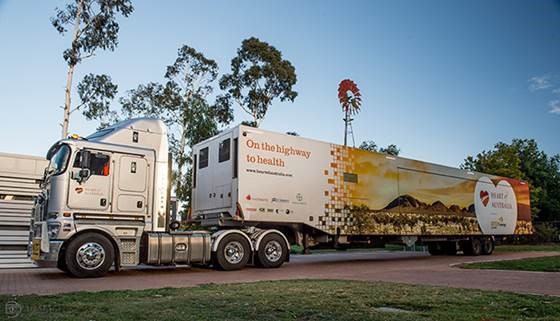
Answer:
343 172 358 183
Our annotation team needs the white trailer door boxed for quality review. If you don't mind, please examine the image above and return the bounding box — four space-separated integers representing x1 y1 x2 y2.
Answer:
194 143 212 210
213 132 233 208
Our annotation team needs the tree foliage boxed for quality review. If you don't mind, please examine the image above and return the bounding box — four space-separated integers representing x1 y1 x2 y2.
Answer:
77 73 119 128
462 139 560 221
218 37 297 127
358 140 400 156
119 45 233 204
52 0 134 66
52 0 133 138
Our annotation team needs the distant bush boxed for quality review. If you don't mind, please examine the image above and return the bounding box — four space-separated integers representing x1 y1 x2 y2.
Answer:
533 222 560 243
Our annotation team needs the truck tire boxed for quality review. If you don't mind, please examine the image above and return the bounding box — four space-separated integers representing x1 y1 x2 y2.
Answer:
255 232 288 268
57 253 68 273
213 233 251 271
481 237 494 255
64 232 115 278
462 238 482 256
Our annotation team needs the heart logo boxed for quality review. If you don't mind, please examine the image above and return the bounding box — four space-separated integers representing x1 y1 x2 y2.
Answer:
479 190 490 206
75 187 84 194
474 176 517 235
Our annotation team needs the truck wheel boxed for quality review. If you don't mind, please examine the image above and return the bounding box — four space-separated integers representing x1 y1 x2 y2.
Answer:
213 233 251 271
428 243 443 255
57 254 68 273
255 233 288 268
481 237 494 255
462 238 482 256
64 233 115 278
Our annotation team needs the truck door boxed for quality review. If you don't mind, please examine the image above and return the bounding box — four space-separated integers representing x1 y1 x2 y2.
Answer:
194 144 212 210
214 133 233 208
67 150 112 211
113 154 149 214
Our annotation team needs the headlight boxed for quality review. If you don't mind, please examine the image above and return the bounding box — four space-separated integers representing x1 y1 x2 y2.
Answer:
47 223 61 239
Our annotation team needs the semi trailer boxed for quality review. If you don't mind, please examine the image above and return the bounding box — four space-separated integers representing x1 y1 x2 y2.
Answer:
30 118 532 277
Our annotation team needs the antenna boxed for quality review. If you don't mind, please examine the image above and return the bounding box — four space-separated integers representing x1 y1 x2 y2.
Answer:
338 79 362 147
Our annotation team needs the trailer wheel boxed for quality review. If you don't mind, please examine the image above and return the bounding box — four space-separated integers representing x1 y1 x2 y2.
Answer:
64 232 115 278
213 233 251 271
443 242 457 256
481 237 494 255
462 238 482 256
428 243 444 255
255 233 288 268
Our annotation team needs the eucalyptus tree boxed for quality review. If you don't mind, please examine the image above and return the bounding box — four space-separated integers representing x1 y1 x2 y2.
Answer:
462 139 560 221
358 140 400 156
120 45 233 203
217 37 297 127
77 73 119 129
51 0 133 138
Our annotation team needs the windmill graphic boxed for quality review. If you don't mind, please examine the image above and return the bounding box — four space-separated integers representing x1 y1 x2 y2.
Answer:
338 79 362 146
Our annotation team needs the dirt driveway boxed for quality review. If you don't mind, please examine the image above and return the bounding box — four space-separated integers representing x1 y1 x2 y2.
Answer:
1 250 558 296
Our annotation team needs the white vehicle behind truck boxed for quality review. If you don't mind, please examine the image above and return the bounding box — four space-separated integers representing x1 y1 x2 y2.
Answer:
31 119 531 277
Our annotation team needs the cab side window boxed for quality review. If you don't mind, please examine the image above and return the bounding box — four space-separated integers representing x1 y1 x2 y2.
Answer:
74 151 111 176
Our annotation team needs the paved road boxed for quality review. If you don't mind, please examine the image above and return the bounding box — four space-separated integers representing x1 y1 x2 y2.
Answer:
1 251 559 296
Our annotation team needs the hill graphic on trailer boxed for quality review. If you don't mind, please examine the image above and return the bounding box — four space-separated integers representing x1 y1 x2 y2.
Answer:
383 194 475 216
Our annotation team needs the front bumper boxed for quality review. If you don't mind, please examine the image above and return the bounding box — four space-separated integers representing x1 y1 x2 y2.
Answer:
31 240 63 268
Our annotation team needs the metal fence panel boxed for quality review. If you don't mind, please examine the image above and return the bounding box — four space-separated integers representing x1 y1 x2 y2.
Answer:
0 153 47 268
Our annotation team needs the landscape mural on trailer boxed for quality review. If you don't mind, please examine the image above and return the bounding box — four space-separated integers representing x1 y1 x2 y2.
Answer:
322 145 532 236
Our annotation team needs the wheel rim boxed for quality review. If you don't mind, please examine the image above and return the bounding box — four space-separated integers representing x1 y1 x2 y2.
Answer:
224 241 244 265
76 242 106 270
473 240 481 253
264 240 282 263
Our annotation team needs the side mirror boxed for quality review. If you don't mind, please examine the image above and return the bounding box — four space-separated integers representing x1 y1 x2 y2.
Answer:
169 220 180 231
72 168 91 184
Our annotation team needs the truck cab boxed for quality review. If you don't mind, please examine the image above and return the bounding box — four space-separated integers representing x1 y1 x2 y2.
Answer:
30 118 289 277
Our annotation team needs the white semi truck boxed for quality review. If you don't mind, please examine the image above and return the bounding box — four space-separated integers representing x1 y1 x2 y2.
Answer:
30 118 532 277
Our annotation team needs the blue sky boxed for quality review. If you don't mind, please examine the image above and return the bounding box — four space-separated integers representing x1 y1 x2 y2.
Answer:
0 0 559 167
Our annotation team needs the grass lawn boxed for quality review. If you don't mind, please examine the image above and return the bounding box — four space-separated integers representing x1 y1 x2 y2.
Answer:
494 244 560 253
463 255 560 272
2 280 560 321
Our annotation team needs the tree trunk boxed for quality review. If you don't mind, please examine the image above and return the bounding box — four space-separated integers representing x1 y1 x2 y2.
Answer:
175 124 188 201
60 0 84 139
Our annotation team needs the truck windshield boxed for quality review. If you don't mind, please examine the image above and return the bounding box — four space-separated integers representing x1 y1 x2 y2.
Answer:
46 144 71 176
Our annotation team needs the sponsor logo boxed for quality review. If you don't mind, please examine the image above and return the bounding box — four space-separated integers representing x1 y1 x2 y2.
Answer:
292 193 307 205
245 194 269 202
258 208 266 212
266 208 274 213
271 197 289 203
245 208 257 212
479 190 490 207
75 187 84 194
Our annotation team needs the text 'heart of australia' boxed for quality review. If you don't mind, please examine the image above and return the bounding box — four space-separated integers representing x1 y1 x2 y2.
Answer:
474 176 517 234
